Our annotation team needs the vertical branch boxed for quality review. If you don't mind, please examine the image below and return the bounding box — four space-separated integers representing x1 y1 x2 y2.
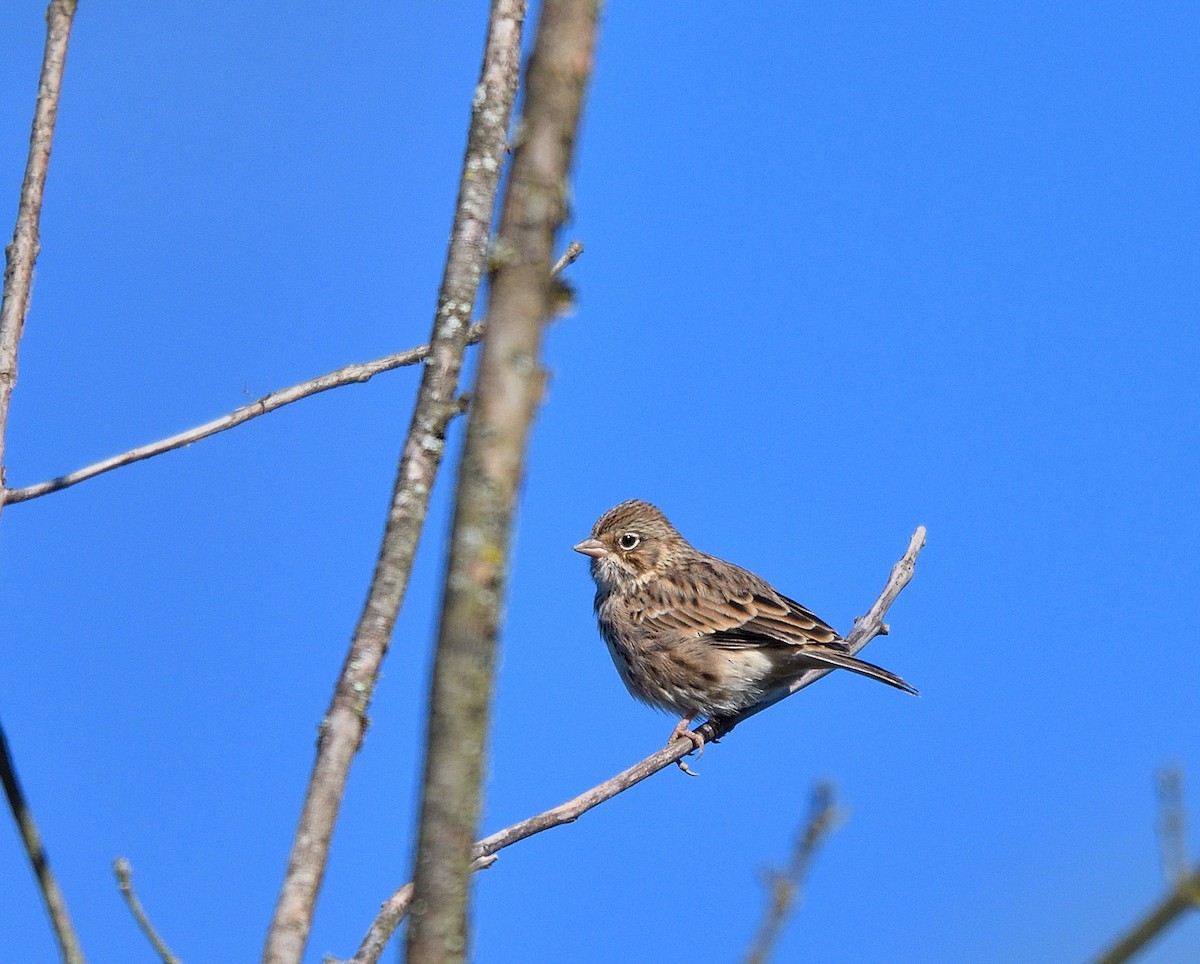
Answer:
1 5 84 964
0 0 78 493
261 4 526 963
404 3 600 962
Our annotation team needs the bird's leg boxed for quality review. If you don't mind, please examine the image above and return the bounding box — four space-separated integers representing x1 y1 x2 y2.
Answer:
669 712 704 751
669 712 705 774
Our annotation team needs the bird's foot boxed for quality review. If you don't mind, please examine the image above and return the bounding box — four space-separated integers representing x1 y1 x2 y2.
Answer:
669 716 705 775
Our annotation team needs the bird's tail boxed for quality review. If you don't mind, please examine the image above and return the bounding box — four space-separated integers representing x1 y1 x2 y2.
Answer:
798 645 919 696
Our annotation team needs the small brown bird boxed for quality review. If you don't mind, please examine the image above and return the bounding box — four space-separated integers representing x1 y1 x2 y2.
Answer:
574 500 917 753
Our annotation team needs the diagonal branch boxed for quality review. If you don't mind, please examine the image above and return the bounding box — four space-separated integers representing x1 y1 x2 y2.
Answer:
2 329 482 504
2 721 86 964
403 4 601 962
260 4 528 962
347 526 926 964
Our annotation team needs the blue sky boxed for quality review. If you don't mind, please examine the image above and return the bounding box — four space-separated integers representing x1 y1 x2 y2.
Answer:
2 2 1198 962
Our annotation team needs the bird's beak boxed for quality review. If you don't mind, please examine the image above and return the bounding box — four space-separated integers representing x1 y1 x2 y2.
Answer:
573 538 607 559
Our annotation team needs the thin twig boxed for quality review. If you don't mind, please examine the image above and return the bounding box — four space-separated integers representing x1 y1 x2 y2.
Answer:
348 527 927 964
1 721 86 964
744 782 844 964
3 328 481 504
260 6 528 963
551 240 584 276
113 858 181 964
404 5 600 963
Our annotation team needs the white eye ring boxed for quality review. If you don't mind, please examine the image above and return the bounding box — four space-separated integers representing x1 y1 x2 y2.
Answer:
619 533 640 550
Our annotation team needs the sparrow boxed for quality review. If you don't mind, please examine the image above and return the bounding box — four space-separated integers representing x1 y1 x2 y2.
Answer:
574 499 917 755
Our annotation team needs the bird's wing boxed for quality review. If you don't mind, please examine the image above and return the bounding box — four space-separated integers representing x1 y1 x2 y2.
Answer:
631 560 919 696
703 588 841 648
635 562 840 646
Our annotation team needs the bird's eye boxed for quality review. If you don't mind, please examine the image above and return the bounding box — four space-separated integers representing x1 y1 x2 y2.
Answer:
619 533 640 550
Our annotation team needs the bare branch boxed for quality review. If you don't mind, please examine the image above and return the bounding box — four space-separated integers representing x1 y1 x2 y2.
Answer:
260 5 527 963
0 0 78 494
113 858 181 964
743 782 844 964
404 4 600 963
3 327 482 504
2 721 86 964
348 527 927 964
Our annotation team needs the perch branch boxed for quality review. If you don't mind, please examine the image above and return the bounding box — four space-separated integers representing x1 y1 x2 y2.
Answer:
348 526 926 964
260 5 527 963
404 4 600 963
113 858 181 964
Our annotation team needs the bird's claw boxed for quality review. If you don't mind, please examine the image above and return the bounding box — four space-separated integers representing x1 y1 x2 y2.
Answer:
669 719 705 774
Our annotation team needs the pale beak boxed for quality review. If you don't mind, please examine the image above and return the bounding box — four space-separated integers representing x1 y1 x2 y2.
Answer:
573 537 607 559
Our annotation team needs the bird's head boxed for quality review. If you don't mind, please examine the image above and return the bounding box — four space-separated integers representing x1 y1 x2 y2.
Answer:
573 499 688 591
